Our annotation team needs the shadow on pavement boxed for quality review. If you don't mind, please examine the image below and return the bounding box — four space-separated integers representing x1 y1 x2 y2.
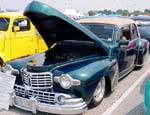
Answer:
126 68 149 115
126 76 148 115
140 77 149 95
126 102 145 115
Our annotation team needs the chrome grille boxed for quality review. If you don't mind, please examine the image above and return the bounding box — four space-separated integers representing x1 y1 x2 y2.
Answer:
22 70 53 89
14 85 56 104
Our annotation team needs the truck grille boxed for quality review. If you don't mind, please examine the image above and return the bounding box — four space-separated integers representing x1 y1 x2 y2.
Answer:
14 85 56 104
22 70 53 89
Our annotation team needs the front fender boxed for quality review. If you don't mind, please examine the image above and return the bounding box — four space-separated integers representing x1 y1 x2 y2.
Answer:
57 58 118 102
0 33 10 63
0 52 11 63
83 59 118 102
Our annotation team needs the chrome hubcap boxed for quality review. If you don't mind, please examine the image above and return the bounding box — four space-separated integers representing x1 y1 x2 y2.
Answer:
93 77 105 102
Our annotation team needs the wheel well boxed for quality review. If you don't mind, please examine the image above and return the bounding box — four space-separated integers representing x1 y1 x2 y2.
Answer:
105 76 111 95
0 58 4 65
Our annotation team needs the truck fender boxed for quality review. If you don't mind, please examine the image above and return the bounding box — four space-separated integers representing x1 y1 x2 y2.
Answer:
0 52 11 64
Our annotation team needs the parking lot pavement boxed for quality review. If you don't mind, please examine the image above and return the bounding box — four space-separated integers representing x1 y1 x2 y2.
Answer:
111 77 146 115
101 63 150 115
115 60 150 115
1 57 150 115
0 111 19 115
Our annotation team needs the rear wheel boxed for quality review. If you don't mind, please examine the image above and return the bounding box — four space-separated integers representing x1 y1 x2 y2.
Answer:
135 49 144 69
90 77 106 107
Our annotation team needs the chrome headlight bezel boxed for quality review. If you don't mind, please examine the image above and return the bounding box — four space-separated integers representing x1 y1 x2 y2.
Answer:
21 68 28 77
54 74 81 89
3 64 19 75
59 74 72 89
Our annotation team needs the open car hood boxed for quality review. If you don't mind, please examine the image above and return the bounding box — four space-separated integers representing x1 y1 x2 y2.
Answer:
24 1 109 53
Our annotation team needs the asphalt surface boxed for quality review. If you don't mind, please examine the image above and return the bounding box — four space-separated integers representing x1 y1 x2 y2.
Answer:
1 57 150 115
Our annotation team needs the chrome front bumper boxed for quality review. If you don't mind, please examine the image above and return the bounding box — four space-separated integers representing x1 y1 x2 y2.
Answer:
9 89 87 115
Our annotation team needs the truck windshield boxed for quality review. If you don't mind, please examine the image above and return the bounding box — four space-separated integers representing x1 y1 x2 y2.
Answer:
0 18 10 31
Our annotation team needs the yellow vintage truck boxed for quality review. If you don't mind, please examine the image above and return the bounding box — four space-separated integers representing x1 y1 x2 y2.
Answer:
0 12 48 66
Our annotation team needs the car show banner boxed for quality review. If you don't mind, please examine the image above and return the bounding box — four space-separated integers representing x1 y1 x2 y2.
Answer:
0 72 16 110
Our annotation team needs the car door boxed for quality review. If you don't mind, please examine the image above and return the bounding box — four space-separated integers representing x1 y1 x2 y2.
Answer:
117 24 138 76
10 18 38 59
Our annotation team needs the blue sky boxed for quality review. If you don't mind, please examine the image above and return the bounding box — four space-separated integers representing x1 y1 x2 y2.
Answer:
0 0 149 13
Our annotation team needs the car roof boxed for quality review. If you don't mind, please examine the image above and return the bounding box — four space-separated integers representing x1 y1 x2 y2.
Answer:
130 16 150 21
78 17 136 26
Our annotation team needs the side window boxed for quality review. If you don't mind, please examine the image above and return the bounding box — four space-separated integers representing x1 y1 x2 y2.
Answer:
121 25 131 40
131 24 138 39
116 29 123 42
13 18 30 32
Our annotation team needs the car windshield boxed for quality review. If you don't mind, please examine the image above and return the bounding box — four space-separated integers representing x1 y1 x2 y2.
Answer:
0 18 10 31
138 26 150 39
81 23 114 40
135 20 150 39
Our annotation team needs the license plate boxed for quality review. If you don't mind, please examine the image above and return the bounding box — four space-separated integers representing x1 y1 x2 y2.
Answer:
14 96 33 110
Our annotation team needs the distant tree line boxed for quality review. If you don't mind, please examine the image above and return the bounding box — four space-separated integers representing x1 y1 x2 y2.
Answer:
88 9 150 16
0 9 19 13
6 9 19 12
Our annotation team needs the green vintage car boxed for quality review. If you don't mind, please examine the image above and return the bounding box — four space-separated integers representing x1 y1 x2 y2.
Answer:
0 1 149 115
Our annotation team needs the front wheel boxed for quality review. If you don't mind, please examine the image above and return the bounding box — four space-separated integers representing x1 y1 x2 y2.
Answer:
0 58 3 71
90 77 106 107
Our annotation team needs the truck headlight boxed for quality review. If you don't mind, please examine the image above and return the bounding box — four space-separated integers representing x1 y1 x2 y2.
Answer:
54 74 81 89
3 64 19 75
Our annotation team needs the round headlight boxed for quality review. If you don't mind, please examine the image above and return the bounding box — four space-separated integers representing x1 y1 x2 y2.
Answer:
59 74 72 89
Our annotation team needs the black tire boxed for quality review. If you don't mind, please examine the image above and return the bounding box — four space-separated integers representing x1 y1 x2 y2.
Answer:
0 58 3 71
90 77 106 107
135 49 145 67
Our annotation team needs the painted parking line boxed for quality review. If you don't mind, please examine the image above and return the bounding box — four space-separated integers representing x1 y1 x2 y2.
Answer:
102 67 150 115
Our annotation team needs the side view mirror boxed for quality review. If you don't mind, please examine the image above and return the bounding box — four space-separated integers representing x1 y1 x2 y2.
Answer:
118 39 129 46
13 26 20 32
